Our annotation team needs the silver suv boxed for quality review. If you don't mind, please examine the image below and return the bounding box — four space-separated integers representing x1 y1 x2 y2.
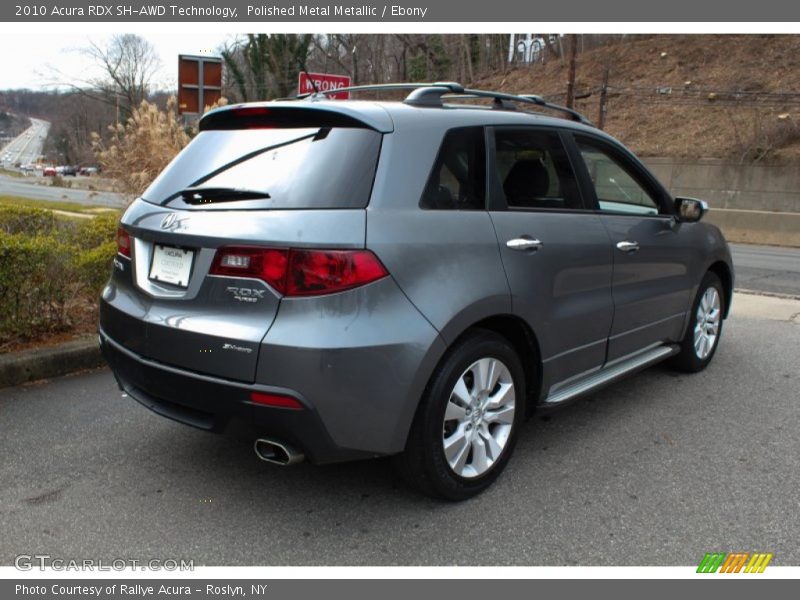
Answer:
99 83 733 500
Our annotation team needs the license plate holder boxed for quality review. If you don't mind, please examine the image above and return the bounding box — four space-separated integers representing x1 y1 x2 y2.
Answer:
149 244 195 288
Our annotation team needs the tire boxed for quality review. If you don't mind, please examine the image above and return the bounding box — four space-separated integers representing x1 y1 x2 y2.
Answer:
670 271 725 373
394 329 526 501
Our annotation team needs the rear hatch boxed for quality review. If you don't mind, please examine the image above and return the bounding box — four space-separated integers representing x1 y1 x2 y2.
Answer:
103 105 388 382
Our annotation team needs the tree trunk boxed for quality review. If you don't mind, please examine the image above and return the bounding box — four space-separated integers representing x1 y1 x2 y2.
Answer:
566 34 578 109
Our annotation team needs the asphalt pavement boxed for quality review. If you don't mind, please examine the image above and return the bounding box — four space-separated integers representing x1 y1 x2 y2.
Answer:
730 244 800 297
0 292 798 566
1 118 49 167
1 118 125 208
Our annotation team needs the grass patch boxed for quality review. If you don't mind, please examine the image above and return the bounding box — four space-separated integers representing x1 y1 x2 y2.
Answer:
0 168 23 178
0 195 120 216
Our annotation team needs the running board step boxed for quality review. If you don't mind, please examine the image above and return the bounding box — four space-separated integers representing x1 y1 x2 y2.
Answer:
544 345 679 406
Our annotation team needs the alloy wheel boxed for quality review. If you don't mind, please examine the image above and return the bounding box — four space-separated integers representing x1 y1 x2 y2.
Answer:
693 287 721 360
441 357 516 478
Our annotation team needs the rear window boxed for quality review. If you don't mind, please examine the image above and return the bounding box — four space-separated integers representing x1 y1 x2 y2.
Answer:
142 125 382 210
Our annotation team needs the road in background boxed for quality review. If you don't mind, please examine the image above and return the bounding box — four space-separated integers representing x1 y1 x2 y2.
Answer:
731 244 800 297
1 117 126 207
0 118 49 166
0 293 798 565
0 174 125 207
2 134 799 291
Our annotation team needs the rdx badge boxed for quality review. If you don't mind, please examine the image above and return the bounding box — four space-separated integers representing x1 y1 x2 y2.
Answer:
226 286 265 303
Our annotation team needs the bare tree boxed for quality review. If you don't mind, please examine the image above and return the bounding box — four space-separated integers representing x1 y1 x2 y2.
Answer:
82 34 161 121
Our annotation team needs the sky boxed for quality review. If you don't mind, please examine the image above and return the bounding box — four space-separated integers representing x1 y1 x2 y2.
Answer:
0 33 236 91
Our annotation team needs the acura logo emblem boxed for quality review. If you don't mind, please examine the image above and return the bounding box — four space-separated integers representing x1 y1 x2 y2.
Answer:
160 213 182 230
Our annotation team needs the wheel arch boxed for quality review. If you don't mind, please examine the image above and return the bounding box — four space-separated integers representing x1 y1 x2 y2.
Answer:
707 260 734 318
448 314 543 415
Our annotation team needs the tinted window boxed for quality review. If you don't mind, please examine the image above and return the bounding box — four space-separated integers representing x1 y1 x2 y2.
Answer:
577 140 661 215
420 127 486 210
494 128 582 210
143 127 382 210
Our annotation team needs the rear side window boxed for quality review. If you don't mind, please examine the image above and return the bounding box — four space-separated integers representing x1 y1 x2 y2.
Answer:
142 122 382 210
420 127 486 210
494 128 583 210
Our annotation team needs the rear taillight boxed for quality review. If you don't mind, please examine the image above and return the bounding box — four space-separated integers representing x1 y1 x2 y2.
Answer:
209 246 289 292
117 227 131 257
209 246 388 297
286 249 388 296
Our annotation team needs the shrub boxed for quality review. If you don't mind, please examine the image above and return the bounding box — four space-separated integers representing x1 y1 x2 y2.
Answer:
0 232 76 339
74 240 117 293
50 175 72 188
92 96 191 200
0 206 57 235
0 206 118 345
69 212 119 249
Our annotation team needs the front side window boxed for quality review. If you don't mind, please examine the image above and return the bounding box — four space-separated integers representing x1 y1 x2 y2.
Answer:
420 127 486 210
493 128 583 210
576 140 661 216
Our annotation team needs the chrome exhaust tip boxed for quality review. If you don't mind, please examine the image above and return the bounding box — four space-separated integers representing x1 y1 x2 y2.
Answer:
254 438 305 466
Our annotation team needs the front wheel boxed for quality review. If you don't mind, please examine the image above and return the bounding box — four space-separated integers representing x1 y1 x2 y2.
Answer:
394 330 526 500
670 272 725 373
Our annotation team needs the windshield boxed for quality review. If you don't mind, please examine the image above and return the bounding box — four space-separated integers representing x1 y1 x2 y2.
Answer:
142 127 382 210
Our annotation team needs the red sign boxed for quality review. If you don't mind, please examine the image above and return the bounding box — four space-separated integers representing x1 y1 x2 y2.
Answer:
298 72 351 99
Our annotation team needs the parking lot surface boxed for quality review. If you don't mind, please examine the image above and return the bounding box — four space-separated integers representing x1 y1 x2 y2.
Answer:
1 293 798 566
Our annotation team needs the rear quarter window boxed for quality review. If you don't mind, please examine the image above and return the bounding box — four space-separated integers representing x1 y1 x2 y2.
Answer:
419 127 486 210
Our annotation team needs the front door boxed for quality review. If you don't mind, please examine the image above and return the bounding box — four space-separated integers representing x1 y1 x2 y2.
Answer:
569 133 695 362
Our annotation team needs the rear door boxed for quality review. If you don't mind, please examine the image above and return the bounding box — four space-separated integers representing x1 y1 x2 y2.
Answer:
487 126 614 394
104 108 383 383
567 133 694 361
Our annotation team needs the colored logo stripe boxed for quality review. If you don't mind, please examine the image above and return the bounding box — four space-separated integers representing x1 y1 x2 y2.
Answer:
697 553 726 573
720 553 749 573
745 553 773 573
697 552 773 573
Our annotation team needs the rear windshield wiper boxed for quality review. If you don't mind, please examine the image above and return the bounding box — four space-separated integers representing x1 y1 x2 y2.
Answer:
159 130 320 205
179 186 270 205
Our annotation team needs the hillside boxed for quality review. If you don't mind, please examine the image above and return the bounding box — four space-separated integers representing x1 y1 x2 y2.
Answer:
476 34 800 162
0 111 30 140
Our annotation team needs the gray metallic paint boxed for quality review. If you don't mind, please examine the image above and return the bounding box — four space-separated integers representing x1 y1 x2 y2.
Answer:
256 276 445 454
489 211 615 395
99 100 735 461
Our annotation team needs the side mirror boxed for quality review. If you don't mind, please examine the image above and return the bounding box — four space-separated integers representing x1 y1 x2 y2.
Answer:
674 197 708 223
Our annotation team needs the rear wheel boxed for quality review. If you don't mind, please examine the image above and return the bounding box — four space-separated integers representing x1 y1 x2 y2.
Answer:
670 272 725 372
394 330 526 500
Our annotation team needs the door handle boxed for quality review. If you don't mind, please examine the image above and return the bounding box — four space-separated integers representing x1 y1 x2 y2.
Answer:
506 238 543 252
616 240 640 253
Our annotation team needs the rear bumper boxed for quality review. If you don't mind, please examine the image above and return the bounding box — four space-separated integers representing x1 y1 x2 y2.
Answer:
100 274 447 460
99 330 372 464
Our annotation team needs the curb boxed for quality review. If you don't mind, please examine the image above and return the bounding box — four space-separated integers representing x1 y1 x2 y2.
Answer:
734 288 800 301
0 290 796 389
0 335 105 389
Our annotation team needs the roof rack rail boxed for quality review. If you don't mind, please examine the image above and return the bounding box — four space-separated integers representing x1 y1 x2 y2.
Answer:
450 90 592 125
296 81 593 126
298 82 465 101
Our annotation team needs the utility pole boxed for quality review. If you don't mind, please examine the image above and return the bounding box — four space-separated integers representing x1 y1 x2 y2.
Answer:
598 67 609 129
565 34 578 109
